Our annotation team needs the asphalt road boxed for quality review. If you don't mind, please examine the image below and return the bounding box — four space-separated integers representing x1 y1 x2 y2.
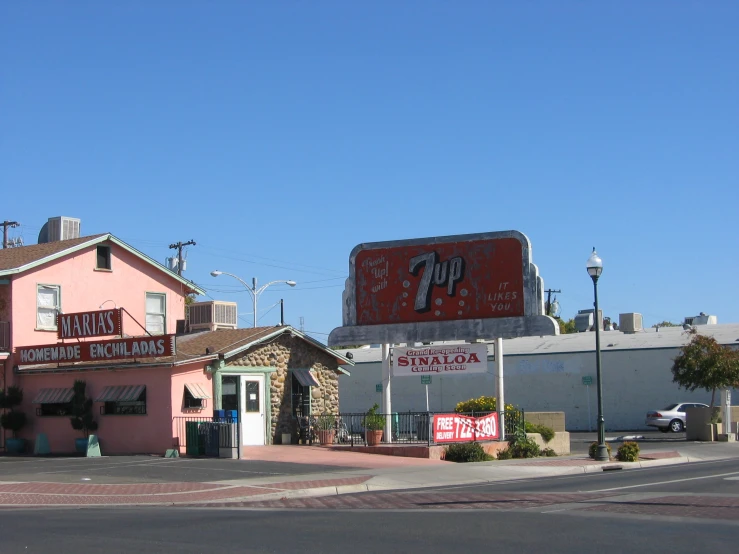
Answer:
0 459 737 553
0 506 733 554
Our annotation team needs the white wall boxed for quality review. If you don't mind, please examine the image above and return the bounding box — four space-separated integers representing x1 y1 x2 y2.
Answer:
339 347 736 431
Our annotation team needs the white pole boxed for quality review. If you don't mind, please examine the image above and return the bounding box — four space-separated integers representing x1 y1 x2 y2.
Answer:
252 277 258 328
496 337 505 442
722 389 732 439
382 343 392 443
425 384 429 412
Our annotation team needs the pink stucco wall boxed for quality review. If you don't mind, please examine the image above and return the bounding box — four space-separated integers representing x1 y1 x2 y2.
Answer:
10 240 188 351
15 361 213 455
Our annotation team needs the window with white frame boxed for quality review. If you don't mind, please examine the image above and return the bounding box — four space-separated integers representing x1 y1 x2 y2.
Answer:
145 292 166 335
37 285 61 330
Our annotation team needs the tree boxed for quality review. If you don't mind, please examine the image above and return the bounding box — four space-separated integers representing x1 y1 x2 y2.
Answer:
652 321 678 328
69 380 98 438
557 318 578 334
671 329 739 406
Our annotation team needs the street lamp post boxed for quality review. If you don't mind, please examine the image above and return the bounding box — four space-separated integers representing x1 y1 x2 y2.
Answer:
210 270 296 328
586 248 609 461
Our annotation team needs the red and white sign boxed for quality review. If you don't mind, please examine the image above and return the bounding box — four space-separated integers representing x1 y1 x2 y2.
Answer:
433 412 499 443
392 343 488 377
354 236 525 325
57 309 123 339
16 335 175 366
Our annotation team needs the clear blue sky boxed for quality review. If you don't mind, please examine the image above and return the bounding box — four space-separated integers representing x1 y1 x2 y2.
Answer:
3 2 738 341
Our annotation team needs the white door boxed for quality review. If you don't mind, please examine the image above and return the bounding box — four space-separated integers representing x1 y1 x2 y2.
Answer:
240 375 265 446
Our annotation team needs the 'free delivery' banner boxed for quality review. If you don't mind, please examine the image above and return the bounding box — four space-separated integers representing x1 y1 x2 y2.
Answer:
433 412 499 443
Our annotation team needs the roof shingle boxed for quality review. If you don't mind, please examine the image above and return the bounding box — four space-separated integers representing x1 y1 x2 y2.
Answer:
0 234 108 272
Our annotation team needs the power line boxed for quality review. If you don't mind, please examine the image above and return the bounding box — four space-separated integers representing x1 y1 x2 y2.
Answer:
2 221 20 249
168 240 196 276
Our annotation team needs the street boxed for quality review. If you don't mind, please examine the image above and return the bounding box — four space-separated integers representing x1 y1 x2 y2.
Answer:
0 458 737 553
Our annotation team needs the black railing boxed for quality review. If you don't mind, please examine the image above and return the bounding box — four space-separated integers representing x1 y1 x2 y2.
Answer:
173 416 239 457
326 409 525 446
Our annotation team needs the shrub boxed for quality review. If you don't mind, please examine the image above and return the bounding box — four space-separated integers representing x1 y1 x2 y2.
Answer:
496 447 513 460
362 404 385 431
588 441 612 460
444 442 493 463
0 386 26 439
617 441 640 462
525 422 555 443
316 413 337 431
507 434 540 458
540 448 557 457
454 396 518 415
69 380 98 438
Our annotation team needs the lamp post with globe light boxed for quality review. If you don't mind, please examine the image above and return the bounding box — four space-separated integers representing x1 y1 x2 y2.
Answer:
210 270 296 328
586 248 609 461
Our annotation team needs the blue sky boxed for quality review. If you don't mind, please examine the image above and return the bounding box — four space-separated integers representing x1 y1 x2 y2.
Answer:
2 2 738 341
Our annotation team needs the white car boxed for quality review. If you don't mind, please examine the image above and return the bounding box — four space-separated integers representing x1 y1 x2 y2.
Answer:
645 402 709 433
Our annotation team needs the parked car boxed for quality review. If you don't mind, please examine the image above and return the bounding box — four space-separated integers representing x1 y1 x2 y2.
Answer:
645 402 709 433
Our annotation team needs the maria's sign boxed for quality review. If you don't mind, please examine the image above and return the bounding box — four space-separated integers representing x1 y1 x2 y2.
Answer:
16 335 175 366
433 412 499 443
392 344 488 377
57 309 122 339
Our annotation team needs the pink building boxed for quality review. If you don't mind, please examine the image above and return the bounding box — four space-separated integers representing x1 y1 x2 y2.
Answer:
0 226 350 455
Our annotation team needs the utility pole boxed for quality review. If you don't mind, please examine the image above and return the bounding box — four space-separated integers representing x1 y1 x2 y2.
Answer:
544 288 561 317
168 240 195 276
2 221 20 249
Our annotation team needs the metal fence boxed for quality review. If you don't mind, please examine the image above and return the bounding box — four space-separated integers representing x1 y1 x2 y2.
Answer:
327 409 525 447
172 416 238 457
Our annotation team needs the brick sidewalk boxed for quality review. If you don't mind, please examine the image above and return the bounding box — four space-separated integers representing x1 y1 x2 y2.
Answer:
0 475 372 507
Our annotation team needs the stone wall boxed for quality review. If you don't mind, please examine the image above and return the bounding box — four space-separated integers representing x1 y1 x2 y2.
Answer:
229 334 342 442
526 412 566 432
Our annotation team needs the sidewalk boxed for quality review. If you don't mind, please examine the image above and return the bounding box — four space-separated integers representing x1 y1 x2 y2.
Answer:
0 442 737 508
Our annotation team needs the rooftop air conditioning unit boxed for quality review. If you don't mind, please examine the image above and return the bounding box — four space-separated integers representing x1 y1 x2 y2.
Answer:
187 301 238 332
684 313 717 326
47 216 81 242
619 313 643 334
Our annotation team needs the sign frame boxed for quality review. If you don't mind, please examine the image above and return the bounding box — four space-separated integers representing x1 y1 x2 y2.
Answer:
57 308 123 340
328 231 558 346
393 343 488 377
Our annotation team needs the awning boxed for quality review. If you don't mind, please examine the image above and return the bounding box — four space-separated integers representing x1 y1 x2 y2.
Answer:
293 368 320 387
32 388 74 404
184 383 211 399
95 385 145 402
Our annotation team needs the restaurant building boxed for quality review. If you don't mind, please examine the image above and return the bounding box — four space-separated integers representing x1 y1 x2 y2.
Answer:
0 223 350 455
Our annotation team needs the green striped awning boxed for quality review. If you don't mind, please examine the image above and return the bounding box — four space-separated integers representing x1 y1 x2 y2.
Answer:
95 385 145 402
32 388 74 404
184 383 211 399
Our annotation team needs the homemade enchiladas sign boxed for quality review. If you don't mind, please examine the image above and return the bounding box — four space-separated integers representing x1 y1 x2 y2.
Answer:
16 335 175 365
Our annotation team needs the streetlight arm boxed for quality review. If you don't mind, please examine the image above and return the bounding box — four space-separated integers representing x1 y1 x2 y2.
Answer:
211 271 256 299
255 280 296 295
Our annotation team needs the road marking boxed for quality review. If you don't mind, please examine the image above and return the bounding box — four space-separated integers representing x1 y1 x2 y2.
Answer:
586 471 739 492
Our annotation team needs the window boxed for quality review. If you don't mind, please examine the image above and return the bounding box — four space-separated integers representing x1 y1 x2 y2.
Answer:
38 403 73 417
96 385 147 415
37 284 61 330
183 383 210 410
96 246 111 270
221 376 238 412
291 373 310 418
146 293 166 335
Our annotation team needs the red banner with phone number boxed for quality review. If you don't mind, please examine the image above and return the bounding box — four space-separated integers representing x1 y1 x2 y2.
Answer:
433 413 499 443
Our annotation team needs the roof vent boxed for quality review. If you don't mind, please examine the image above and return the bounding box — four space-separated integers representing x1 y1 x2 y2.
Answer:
38 217 81 243
619 313 643 334
186 301 238 332
683 313 717 326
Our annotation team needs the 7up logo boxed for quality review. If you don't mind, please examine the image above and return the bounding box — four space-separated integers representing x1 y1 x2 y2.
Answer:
408 251 465 313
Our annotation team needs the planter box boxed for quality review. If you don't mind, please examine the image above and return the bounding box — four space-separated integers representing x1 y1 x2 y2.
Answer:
527 432 570 455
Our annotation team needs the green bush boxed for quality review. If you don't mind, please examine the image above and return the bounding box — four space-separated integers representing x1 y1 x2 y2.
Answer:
362 404 385 431
507 434 541 458
588 441 612 460
454 396 518 415
616 441 640 462
540 448 557 457
524 422 555 443
496 447 513 460
444 442 493 463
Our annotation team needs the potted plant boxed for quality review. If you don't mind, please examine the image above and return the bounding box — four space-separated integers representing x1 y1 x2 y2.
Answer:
315 414 337 446
362 403 385 446
0 386 27 454
69 380 98 454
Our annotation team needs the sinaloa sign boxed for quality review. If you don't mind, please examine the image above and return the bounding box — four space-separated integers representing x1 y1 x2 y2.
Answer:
393 344 488 376
328 230 558 346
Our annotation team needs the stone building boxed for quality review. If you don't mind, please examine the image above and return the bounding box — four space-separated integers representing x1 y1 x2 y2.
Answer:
179 325 352 445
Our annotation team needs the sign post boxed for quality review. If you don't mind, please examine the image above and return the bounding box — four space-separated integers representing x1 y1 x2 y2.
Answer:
421 375 431 411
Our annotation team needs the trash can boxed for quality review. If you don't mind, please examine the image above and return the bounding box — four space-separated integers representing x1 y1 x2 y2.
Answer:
214 409 226 421
185 422 202 456
226 410 238 423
